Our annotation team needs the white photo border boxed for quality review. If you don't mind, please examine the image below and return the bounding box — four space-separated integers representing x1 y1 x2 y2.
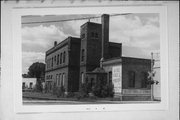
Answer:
12 5 168 113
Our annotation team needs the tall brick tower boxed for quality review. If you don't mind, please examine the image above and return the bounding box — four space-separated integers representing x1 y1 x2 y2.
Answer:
79 22 102 84
101 14 110 60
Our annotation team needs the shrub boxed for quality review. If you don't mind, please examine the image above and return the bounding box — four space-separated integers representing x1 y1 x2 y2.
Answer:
92 82 114 98
33 81 43 92
76 83 91 99
77 79 114 99
52 82 65 97
66 92 75 98
56 86 65 98
44 83 48 93
52 83 57 95
74 92 84 100
108 83 114 97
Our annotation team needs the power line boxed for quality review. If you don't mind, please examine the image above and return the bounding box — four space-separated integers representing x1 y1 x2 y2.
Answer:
22 13 131 24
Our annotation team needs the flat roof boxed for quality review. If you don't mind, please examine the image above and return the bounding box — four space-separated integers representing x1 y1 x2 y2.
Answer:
80 21 102 28
46 36 80 56
103 56 151 66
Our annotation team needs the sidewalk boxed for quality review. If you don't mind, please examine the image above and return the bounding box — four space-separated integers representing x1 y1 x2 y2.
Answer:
23 92 77 101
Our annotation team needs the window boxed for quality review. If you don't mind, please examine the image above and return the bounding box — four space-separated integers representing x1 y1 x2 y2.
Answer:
128 71 135 88
95 33 98 38
141 72 148 88
61 74 63 86
91 32 98 38
90 78 95 88
109 71 112 85
91 32 95 37
52 57 53 67
29 82 33 89
63 51 66 63
62 73 65 86
60 53 62 64
56 74 58 86
54 56 56 63
22 82 25 89
47 59 49 68
81 72 84 84
48 59 50 68
57 54 59 65
59 73 61 86
49 82 52 90
81 49 85 62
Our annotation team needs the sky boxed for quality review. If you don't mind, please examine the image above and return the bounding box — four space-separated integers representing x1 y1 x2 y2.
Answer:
22 13 160 74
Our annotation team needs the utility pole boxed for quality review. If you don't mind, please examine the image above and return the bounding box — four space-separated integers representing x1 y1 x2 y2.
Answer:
151 52 154 101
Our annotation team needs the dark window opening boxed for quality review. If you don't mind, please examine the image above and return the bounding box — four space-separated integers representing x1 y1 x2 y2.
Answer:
60 53 62 64
91 32 95 37
56 74 58 86
57 54 59 65
54 56 56 62
63 51 66 63
29 82 33 89
22 82 25 89
128 71 135 88
52 57 53 67
95 33 98 38
91 32 98 38
81 49 85 62
109 71 112 85
90 78 95 88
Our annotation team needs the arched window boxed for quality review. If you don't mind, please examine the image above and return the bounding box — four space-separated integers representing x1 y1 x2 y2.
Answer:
60 53 62 64
141 72 148 88
81 72 84 84
52 57 53 67
54 56 56 63
63 51 66 63
59 73 61 86
57 54 59 65
128 71 135 88
56 74 58 86
62 73 65 86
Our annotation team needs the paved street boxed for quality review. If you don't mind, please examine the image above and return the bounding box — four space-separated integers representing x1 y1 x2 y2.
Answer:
23 98 160 105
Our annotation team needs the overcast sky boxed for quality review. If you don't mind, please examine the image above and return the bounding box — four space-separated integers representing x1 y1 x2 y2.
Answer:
22 13 160 74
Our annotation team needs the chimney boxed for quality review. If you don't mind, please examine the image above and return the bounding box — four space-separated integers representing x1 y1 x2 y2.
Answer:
54 41 57 47
101 14 109 60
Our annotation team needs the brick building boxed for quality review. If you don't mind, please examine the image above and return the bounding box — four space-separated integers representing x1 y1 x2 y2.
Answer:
45 14 151 99
45 37 81 92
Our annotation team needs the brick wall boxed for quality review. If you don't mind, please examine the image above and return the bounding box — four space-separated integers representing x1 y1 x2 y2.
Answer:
109 42 122 58
45 37 81 92
122 57 151 89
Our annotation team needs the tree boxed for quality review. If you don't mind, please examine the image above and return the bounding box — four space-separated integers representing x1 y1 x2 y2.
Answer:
92 78 114 98
27 62 45 78
27 62 45 92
